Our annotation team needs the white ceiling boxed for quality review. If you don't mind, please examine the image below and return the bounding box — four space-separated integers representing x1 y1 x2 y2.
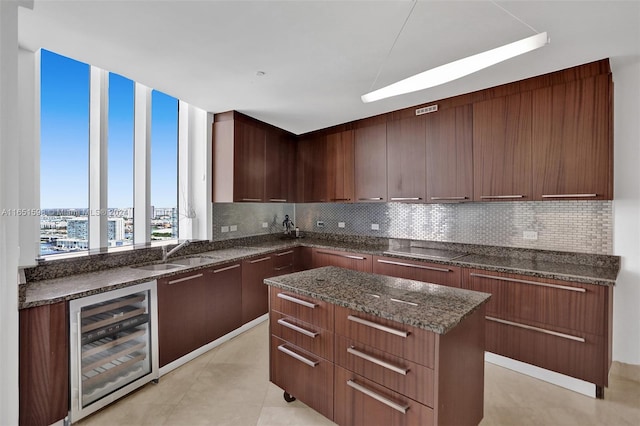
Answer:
18 0 640 135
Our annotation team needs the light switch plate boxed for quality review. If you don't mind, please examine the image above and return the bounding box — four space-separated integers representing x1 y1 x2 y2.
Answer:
230 225 238 232
262 222 268 228
221 226 229 233
371 223 380 230
523 230 538 240
338 222 345 228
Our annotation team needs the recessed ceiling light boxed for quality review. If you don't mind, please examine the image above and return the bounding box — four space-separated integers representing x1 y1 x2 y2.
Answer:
256 71 266 77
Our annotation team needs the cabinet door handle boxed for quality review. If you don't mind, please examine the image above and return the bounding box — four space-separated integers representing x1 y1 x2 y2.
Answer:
277 293 318 309
212 264 241 274
390 197 422 201
486 316 586 343
277 344 319 367
347 346 409 375
269 198 287 202
249 256 271 264
275 250 294 256
241 198 262 202
430 196 468 201
330 198 351 201
377 259 451 273
274 264 293 271
469 273 587 293
168 273 203 285
277 318 319 338
542 193 598 199
480 195 525 199
347 315 409 338
346 380 409 414
316 251 365 260
358 197 383 201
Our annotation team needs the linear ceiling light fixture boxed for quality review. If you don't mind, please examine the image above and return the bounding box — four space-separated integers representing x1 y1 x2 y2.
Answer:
362 32 549 103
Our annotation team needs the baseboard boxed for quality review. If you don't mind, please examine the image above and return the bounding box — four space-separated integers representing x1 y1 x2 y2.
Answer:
485 352 597 398
159 314 268 376
610 361 640 383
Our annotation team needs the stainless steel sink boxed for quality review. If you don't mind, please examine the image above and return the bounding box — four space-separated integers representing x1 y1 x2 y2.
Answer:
132 263 185 271
171 256 215 266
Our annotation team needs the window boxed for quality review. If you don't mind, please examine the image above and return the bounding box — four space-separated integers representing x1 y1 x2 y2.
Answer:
151 90 178 241
40 49 90 256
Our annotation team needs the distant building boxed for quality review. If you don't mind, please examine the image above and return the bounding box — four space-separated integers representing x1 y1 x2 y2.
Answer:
66 217 125 241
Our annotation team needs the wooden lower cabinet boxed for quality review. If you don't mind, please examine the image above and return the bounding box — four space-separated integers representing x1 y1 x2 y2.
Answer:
334 366 434 426
208 262 242 340
242 255 274 324
372 255 461 287
312 248 373 272
19 302 69 426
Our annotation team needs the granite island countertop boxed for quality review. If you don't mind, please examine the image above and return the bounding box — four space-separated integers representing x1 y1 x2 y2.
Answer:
20 235 620 309
265 266 492 335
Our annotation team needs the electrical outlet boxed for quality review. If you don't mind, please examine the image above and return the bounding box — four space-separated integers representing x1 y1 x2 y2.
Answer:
221 226 229 233
338 222 345 228
230 225 238 232
262 222 268 228
316 221 325 228
371 223 380 231
523 230 538 240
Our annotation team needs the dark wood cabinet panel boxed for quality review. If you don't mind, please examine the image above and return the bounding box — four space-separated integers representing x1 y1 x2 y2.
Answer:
208 262 242 341
233 121 266 202
354 123 387 202
294 246 313 271
297 135 328 202
425 105 473 202
312 248 372 272
158 270 209 366
473 92 532 201
326 130 355 202
19 302 69 426
532 74 613 200
269 287 334 330
387 116 427 202
270 310 334 361
372 255 461 287
265 130 295 203
272 249 296 275
242 255 274 324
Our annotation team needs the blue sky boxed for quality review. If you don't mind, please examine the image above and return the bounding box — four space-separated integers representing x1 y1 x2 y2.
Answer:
40 49 178 209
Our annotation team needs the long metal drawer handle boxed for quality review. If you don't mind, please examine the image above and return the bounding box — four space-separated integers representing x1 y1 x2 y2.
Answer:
316 251 365 260
347 346 409 375
377 259 451 273
358 197 383 201
469 273 587 293
168 273 203 285
390 197 421 201
274 265 293 271
430 196 468 200
347 315 409 338
249 256 271 264
275 250 294 256
486 316 586 343
277 345 319 367
346 380 409 414
212 264 241 274
241 198 262 202
480 195 524 199
331 198 352 201
269 198 287 202
542 194 597 198
277 293 318 309
277 318 319 338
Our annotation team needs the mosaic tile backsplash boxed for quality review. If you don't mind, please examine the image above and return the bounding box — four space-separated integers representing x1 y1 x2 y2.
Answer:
213 201 613 255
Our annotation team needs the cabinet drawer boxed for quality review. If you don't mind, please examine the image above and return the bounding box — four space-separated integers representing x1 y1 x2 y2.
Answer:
373 256 461 287
270 311 333 361
272 249 295 271
335 306 435 369
485 316 607 387
312 248 373 272
270 336 334 420
269 288 334 330
335 335 434 407
334 366 434 426
462 269 606 335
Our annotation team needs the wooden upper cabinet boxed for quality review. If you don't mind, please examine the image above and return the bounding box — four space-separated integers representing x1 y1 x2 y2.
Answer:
354 123 387 202
425 105 473 203
473 92 533 201
297 135 328 202
265 130 295 203
233 121 266 202
532 74 613 200
387 116 427 202
326 130 355 202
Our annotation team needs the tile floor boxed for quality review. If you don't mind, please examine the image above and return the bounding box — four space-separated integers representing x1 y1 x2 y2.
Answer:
78 321 640 425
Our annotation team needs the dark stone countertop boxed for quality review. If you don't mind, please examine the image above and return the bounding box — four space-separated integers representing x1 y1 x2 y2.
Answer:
265 266 491 335
19 235 620 309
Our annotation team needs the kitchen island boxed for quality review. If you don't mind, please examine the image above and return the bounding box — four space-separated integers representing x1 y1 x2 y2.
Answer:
265 266 491 426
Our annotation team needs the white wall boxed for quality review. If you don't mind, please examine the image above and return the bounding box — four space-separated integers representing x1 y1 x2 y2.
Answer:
612 56 640 365
0 1 21 424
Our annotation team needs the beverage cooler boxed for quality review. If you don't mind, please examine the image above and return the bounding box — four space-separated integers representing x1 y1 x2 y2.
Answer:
69 281 159 423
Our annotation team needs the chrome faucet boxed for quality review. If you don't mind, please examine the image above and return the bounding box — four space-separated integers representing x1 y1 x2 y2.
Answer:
162 240 191 262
